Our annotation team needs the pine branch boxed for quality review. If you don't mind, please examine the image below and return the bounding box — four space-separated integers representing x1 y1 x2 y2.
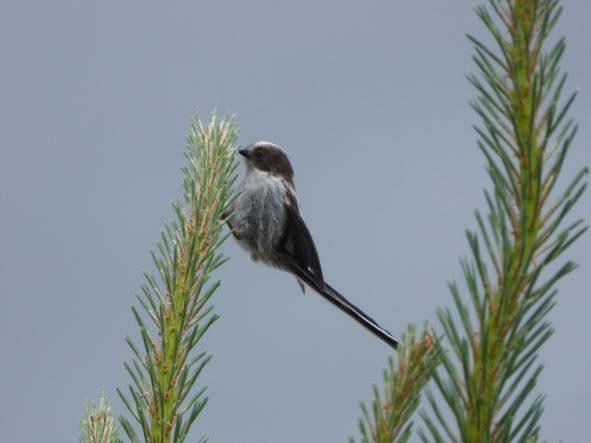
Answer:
351 324 438 443
80 395 122 443
117 112 239 443
421 1 587 442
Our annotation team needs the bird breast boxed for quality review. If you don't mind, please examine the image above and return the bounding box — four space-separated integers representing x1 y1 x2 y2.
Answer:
230 169 288 261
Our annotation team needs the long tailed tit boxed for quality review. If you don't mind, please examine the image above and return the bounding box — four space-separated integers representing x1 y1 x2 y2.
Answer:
226 141 398 349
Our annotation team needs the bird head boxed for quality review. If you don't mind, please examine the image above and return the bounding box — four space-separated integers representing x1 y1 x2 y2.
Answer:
239 141 294 183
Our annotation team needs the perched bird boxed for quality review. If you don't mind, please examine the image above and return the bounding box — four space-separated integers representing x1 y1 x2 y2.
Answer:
226 141 398 349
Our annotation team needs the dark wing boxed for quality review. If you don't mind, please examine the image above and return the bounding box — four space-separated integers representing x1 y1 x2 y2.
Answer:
281 188 324 286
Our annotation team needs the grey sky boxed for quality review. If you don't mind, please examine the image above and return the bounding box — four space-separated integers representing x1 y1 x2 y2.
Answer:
1 1 589 441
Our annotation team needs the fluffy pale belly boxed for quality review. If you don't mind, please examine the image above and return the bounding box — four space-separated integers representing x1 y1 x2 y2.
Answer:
229 174 287 262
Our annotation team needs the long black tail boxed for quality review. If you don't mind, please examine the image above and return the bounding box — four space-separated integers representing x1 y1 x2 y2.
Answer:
284 259 398 350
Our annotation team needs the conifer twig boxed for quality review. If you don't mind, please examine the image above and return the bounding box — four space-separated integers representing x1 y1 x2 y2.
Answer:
351 325 438 443
117 112 239 443
80 395 122 443
420 1 587 441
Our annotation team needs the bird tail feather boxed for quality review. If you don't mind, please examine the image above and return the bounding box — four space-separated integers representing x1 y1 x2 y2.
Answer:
284 259 398 349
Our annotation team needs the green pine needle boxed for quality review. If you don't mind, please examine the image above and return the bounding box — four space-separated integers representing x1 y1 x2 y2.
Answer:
352 324 440 443
117 112 239 443
422 1 587 442
79 395 122 443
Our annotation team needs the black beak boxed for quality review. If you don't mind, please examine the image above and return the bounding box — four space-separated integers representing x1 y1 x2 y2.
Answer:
238 149 249 158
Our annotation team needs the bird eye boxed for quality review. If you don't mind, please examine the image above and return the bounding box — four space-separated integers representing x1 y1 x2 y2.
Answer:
254 151 263 159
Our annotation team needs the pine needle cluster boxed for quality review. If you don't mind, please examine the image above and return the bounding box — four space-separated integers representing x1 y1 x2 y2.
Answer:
116 113 239 443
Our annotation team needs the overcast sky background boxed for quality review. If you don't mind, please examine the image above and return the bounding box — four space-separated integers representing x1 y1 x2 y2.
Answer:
1 1 589 442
